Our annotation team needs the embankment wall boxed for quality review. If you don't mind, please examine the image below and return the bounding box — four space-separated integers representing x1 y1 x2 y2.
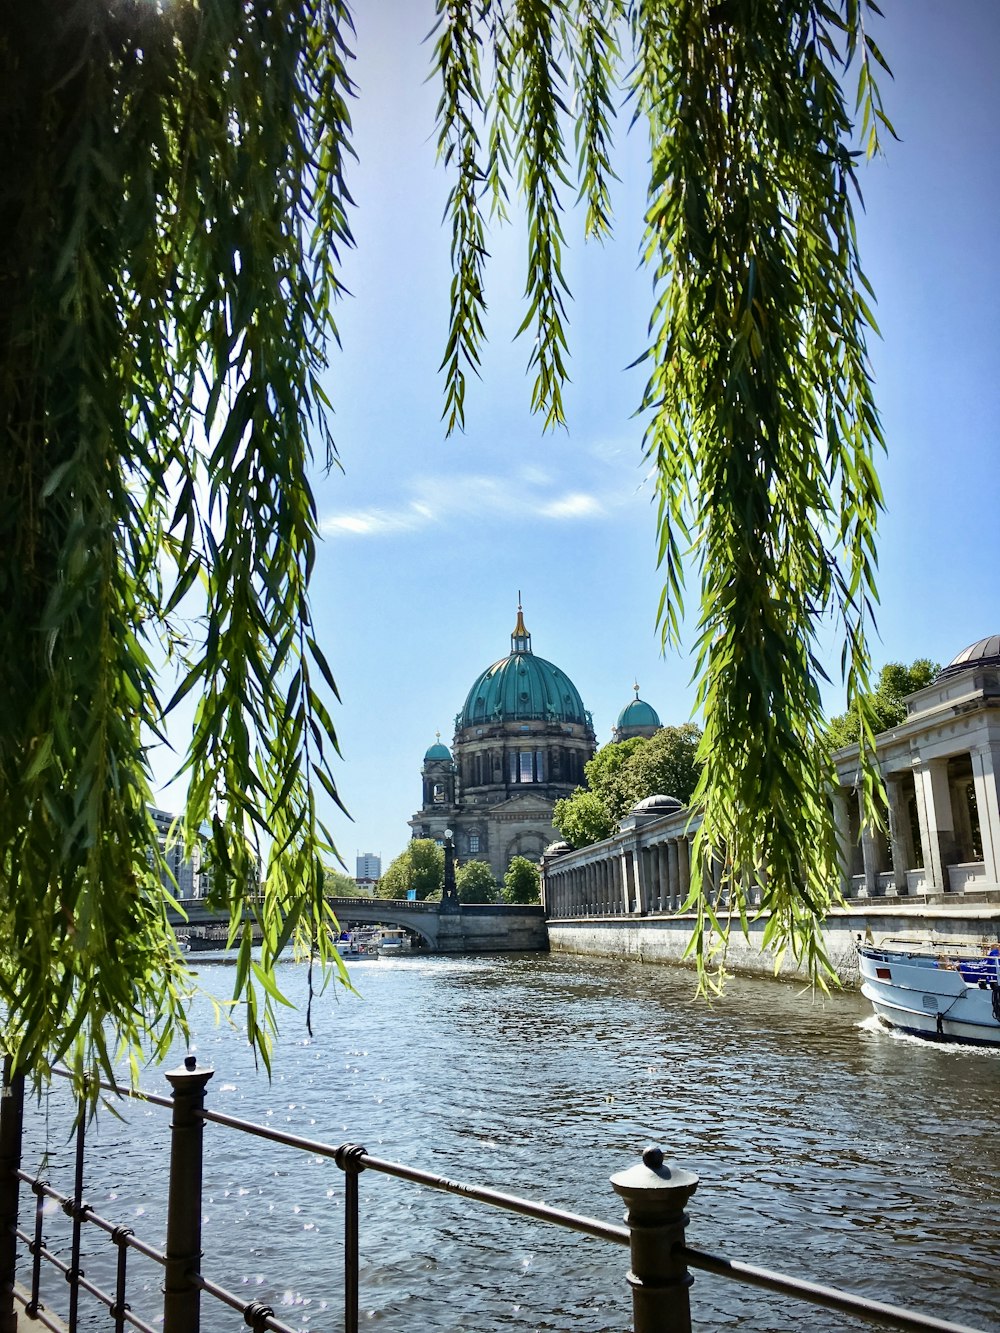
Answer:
546 900 1000 986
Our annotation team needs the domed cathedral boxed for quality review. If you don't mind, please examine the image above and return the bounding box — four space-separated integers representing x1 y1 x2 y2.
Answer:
612 683 662 742
409 604 597 881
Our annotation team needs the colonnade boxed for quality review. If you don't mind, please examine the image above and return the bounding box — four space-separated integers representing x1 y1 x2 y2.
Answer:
832 740 1000 899
543 827 701 918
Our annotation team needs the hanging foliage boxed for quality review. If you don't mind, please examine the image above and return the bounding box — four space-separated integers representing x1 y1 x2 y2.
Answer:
0 0 355 1085
433 0 892 983
0 0 894 1087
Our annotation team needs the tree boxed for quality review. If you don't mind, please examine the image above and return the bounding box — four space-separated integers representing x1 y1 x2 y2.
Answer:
1 0 893 1083
552 790 615 849
554 726 702 846
324 868 364 898
433 3 892 981
377 840 444 901
827 660 940 749
455 860 500 904
503 857 541 905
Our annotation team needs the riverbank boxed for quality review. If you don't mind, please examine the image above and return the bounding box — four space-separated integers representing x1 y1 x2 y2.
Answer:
547 898 1000 984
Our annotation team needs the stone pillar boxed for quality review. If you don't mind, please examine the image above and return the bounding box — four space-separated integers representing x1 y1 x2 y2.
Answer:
830 788 853 898
677 836 691 909
885 775 914 895
634 847 649 915
971 744 1000 888
666 840 680 912
913 757 959 892
618 852 631 914
654 844 667 912
857 789 883 897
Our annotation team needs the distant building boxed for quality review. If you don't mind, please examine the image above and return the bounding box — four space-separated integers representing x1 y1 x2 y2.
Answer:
149 806 203 899
409 604 597 881
356 852 381 890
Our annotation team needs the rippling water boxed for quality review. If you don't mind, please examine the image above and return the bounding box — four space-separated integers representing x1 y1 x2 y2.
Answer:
20 952 1000 1332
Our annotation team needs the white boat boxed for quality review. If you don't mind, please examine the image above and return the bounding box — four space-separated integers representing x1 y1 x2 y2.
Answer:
858 938 1000 1046
374 927 411 957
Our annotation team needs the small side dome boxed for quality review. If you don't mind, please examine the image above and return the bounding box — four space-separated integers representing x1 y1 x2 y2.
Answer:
424 734 452 762
545 839 573 858
935 635 1000 682
630 793 683 817
616 697 661 730
613 683 662 741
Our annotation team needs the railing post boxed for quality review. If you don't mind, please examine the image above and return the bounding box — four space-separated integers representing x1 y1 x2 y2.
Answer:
610 1146 699 1333
163 1055 214 1333
0 1058 24 1333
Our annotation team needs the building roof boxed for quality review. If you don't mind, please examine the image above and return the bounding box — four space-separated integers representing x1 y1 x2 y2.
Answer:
458 605 589 728
424 732 452 761
616 688 661 732
935 635 1000 682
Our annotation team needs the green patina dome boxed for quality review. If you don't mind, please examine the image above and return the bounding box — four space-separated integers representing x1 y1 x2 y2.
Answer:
424 735 452 761
459 607 588 728
616 695 661 731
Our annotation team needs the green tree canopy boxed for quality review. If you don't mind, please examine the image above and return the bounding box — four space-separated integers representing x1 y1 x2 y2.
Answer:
455 860 500 904
324 868 364 898
503 857 541 905
554 725 702 847
377 840 445 901
2 0 892 1081
827 660 940 749
551 789 615 849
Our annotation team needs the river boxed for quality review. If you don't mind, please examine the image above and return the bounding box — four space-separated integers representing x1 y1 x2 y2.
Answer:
19 951 1000 1332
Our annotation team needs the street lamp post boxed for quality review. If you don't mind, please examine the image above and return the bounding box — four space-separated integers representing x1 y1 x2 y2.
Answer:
442 828 458 906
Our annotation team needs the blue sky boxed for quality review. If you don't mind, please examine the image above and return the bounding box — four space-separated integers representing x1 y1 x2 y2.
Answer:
170 3 1000 871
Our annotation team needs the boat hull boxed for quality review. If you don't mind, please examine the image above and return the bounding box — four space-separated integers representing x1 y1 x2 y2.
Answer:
859 944 1000 1047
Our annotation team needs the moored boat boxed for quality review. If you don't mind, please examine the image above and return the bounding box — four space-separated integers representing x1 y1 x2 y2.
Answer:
858 938 1000 1046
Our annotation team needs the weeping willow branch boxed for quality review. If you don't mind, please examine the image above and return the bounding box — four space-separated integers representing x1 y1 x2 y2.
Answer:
0 0 895 1088
435 0 893 983
0 0 355 1089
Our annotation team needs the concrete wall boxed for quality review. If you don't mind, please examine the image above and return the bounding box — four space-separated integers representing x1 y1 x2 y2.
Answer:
547 901 1000 987
438 904 548 953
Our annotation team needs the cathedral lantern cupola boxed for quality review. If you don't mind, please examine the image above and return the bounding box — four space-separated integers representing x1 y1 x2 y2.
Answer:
511 599 532 655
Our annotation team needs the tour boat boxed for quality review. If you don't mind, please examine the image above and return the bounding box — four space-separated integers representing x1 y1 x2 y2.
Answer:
858 938 1000 1046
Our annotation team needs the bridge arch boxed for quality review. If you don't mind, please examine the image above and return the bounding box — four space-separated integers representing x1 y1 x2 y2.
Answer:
330 898 440 949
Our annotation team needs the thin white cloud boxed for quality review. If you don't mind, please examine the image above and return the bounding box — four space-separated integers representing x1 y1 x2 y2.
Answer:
538 492 604 519
320 469 633 540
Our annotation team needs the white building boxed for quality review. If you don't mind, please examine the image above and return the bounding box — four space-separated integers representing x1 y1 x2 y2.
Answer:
832 634 1000 897
542 634 1000 916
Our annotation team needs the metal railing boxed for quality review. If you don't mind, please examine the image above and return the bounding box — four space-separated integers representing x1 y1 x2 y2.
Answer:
0 1057 989 1333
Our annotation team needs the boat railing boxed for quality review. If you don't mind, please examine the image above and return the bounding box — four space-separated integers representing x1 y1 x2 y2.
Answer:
866 936 1000 958
0 1057 990 1333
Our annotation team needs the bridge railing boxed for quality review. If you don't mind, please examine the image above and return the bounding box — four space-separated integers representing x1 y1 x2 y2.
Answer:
0 1058 986 1333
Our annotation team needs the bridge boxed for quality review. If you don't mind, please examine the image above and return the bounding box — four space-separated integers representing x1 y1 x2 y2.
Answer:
169 896 548 953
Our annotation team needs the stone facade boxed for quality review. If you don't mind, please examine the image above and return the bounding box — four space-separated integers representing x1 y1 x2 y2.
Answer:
540 636 1000 970
409 607 596 882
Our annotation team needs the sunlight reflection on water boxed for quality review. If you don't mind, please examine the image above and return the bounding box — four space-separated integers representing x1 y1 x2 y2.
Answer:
19 951 1000 1332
